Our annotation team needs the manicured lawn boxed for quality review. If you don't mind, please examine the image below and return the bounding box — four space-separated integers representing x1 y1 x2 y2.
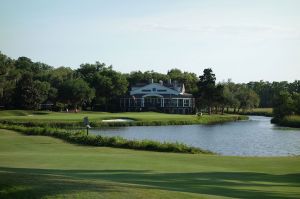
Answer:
0 110 246 125
1 129 300 199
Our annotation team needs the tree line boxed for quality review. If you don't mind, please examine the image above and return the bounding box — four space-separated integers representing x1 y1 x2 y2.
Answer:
0 52 299 114
272 91 300 119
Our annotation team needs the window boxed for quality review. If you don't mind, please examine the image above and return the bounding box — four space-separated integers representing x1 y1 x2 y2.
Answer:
142 89 151 92
152 88 156 92
157 89 167 92
184 99 190 107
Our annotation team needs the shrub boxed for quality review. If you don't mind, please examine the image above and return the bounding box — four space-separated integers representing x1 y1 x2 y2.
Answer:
271 115 300 128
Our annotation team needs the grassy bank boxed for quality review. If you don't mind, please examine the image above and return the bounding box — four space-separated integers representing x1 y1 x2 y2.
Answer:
1 129 300 199
0 110 247 128
227 108 273 117
271 115 300 128
241 108 273 117
0 124 210 154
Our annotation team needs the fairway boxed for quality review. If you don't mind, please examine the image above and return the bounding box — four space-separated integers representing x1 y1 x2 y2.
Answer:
0 110 246 126
1 129 300 199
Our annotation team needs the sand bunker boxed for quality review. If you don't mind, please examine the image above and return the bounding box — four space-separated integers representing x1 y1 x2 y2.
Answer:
102 118 134 123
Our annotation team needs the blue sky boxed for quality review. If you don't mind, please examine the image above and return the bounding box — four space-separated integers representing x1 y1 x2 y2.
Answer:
1 0 300 82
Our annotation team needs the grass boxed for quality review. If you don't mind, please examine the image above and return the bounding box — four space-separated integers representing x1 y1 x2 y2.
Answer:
227 108 273 117
245 108 273 116
0 124 211 154
271 115 300 128
0 129 300 198
0 110 247 127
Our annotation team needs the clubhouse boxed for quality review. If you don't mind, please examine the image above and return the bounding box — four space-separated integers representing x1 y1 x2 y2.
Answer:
120 80 195 114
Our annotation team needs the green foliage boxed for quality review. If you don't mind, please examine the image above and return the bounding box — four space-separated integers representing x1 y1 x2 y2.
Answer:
126 69 198 94
235 86 260 111
247 80 300 108
196 70 260 114
76 62 128 111
292 92 300 115
271 91 300 127
0 51 299 114
167 68 198 94
273 91 295 119
271 115 300 128
196 68 216 114
228 108 273 117
0 52 19 107
58 78 95 108
14 73 51 109
222 80 240 111
270 91 300 127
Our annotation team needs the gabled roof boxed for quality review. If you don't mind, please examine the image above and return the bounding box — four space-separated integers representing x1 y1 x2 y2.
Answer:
130 82 189 96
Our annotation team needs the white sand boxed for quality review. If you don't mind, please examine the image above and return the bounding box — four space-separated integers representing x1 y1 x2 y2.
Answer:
102 119 134 123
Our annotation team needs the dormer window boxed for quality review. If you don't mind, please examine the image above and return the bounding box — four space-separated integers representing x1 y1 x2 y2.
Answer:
152 88 156 92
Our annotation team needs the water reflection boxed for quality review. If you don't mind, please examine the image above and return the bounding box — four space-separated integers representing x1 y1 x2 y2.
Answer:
90 116 300 156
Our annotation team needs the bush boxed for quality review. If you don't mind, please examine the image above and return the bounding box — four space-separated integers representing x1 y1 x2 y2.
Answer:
271 115 300 128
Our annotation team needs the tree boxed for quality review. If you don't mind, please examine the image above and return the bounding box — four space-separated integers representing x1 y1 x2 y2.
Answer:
76 62 106 84
214 84 226 114
92 69 128 111
126 71 147 85
222 80 239 112
14 73 50 109
34 80 52 105
167 69 198 94
289 81 300 93
14 57 33 71
46 67 74 88
58 78 95 109
196 68 216 114
235 86 260 112
0 52 18 107
273 91 294 118
292 92 300 115
1 51 299 113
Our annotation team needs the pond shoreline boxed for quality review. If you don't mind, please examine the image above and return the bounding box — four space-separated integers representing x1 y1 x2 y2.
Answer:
0 124 213 154
90 116 300 157
1 116 299 157
271 116 300 128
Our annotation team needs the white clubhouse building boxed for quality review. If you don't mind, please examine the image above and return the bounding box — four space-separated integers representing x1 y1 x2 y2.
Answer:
120 80 195 114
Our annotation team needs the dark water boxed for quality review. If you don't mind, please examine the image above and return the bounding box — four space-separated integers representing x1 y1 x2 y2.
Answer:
90 116 300 156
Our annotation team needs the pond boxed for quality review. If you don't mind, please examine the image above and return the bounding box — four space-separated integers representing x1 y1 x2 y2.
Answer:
90 116 300 156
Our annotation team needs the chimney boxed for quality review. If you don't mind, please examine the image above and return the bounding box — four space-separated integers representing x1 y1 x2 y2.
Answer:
169 79 172 85
159 80 163 85
151 78 154 84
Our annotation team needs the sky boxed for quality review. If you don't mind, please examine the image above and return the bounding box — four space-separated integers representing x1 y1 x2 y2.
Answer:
1 0 300 83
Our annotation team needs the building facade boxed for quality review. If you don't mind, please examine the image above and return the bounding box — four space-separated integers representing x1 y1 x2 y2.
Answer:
120 80 195 114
